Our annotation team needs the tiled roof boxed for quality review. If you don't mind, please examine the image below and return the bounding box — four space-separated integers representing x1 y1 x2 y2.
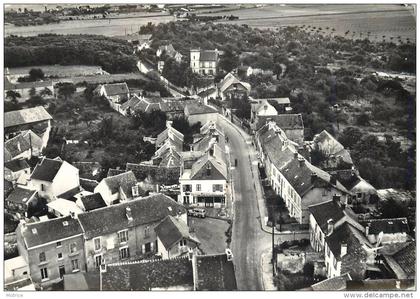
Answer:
72 161 102 181
311 273 352 291
80 193 106 212
5 159 30 172
30 157 63 182
21 215 83 249
102 257 193 290
102 171 137 197
156 125 184 148
102 83 129 96
388 242 416 279
80 178 99 192
313 130 353 165
197 49 218 62
251 99 277 114
106 168 126 177
5 134 31 158
120 95 143 112
153 147 182 167
270 114 303 130
308 200 345 234
333 169 362 190
6 187 37 205
155 216 198 250
194 253 237 290
190 154 227 180
185 102 218 115
219 72 251 94
77 194 187 239
362 218 410 235
5 106 52 128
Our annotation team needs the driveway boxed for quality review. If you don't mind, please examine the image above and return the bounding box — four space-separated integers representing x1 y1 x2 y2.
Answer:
218 115 273 290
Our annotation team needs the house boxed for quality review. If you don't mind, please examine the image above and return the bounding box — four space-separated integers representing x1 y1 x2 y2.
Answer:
47 198 84 217
76 193 106 212
29 157 80 202
267 97 292 112
311 130 353 171
4 256 30 288
157 44 183 68
21 129 44 157
308 198 364 253
324 222 375 279
308 273 352 291
151 144 183 167
361 218 411 245
333 169 377 204
254 114 304 145
96 82 130 113
184 102 218 125
114 33 152 51
382 241 415 280
5 133 32 162
5 187 38 219
4 159 31 185
100 249 237 290
190 48 219 76
218 72 251 101
250 99 278 124
77 194 187 272
156 121 184 152
179 151 228 208
5 106 53 148
16 215 86 287
137 59 156 74
5 78 55 102
120 95 189 118
155 215 200 259
94 171 139 206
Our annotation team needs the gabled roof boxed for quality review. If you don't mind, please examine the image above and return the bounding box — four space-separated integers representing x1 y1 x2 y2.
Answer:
47 198 84 216
153 147 182 167
80 178 99 192
155 215 199 250
77 194 187 239
156 124 184 149
6 187 37 205
5 159 30 172
308 200 345 234
190 154 227 180
21 215 83 249
5 134 31 158
251 99 278 115
255 114 304 131
80 193 106 212
194 49 218 62
194 253 237 290
219 72 251 94
30 157 63 182
102 83 129 96
310 273 352 291
313 130 353 165
5 106 52 128
101 171 137 197
385 242 415 279
102 257 193 290
362 218 409 235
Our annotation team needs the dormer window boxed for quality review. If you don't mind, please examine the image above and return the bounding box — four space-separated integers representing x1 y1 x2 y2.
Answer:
132 185 139 197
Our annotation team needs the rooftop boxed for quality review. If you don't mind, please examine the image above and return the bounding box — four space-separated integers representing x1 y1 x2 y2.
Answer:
5 106 52 128
5 158 30 172
5 133 31 159
6 187 37 205
194 253 237 290
47 198 84 216
30 157 63 182
101 171 137 197
102 82 129 96
308 200 345 234
155 215 199 250
80 193 106 212
362 218 410 235
385 242 416 279
190 154 227 181
310 273 352 291
77 194 187 239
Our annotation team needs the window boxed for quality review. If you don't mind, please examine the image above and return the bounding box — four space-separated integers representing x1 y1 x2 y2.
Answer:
57 253 63 260
196 184 201 192
41 184 45 191
144 226 150 238
357 192 362 199
94 238 101 251
119 247 130 260
183 184 192 192
118 230 129 243
71 259 79 271
213 184 223 192
322 188 328 196
95 255 102 268
179 239 187 247
69 243 77 254
39 252 46 263
56 241 62 248
40 268 48 280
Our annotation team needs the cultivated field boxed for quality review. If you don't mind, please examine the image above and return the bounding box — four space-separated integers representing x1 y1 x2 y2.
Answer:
8 65 106 78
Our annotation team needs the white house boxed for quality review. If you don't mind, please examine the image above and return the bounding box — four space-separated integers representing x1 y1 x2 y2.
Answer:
190 49 219 76
29 157 80 202
250 99 278 124
96 83 130 113
155 215 200 259
94 171 140 206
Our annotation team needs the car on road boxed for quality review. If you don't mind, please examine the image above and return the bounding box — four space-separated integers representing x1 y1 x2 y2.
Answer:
188 208 206 218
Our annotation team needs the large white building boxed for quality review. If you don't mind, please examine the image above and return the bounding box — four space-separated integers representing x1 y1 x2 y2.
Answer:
190 49 219 76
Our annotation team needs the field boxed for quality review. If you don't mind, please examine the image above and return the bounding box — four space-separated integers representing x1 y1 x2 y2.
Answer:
8 65 106 77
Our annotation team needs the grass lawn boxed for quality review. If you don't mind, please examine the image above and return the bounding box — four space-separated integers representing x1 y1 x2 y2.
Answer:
188 217 230 255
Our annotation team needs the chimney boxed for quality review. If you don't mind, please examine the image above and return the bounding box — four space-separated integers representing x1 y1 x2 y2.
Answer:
365 223 370 236
190 145 193 152
298 157 305 167
311 172 317 184
330 174 337 185
340 243 347 257
333 195 341 205
132 185 139 197
225 248 233 261
188 248 194 261
166 120 173 128
17 141 21 152
126 206 133 221
70 211 76 219
327 219 334 236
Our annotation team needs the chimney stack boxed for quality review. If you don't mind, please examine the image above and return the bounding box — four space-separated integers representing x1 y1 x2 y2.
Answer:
333 195 341 205
166 120 173 128
311 172 317 184
126 206 133 221
340 242 347 257
298 157 305 167
327 219 334 236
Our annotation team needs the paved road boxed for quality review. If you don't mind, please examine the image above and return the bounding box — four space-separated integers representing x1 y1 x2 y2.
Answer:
218 116 272 291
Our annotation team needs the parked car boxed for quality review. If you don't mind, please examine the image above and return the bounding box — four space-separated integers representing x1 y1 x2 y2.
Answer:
188 208 206 218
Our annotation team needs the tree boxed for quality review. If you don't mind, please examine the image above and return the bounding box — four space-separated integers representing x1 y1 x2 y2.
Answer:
58 83 76 100
29 68 45 81
27 95 46 107
80 111 99 127
40 87 53 97
29 87 37 97
356 113 370 126
6 90 21 103
339 127 363 149
219 48 239 73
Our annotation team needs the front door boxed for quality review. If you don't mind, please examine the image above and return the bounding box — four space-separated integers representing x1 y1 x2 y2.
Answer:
205 197 214 207
59 266 65 279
